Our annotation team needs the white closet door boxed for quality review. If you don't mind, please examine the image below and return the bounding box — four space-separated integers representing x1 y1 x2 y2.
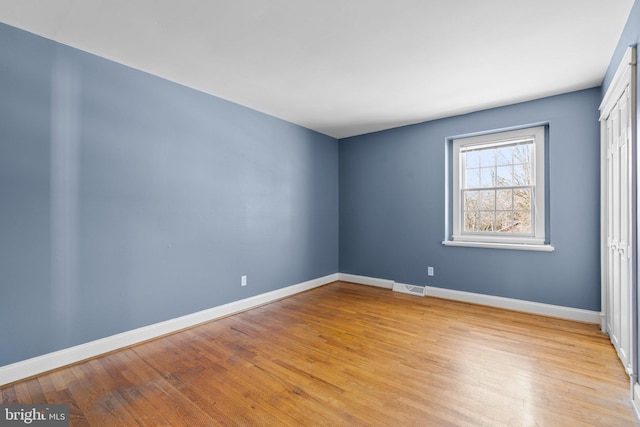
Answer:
604 85 632 372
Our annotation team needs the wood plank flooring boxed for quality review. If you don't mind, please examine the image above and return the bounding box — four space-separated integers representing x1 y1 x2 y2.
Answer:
2 281 638 426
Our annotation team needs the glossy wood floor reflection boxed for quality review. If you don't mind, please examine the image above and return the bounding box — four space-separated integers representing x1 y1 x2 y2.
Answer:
2 281 638 426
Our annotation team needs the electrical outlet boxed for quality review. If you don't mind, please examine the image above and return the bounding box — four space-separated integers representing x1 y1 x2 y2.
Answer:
241 275 247 286
427 267 434 277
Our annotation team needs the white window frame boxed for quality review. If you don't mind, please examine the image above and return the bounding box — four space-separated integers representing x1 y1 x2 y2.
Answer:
443 126 554 251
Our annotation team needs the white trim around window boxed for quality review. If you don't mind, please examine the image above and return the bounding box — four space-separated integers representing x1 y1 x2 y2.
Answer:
443 125 554 251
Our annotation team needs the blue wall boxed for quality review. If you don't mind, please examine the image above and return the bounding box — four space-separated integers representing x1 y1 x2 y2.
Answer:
340 88 601 311
0 23 339 367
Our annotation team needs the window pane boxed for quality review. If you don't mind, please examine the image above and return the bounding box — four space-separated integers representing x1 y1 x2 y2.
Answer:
513 163 530 185
477 190 495 210
465 168 480 188
496 189 512 210
514 144 531 163
464 212 478 232
480 149 495 167
514 211 531 233
479 212 494 231
496 146 512 166
496 166 512 187
496 211 513 232
480 167 494 187
465 151 480 168
514 188 531 211
464 190 479 211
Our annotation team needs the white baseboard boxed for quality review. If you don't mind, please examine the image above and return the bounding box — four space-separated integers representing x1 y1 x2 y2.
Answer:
633 383 640 422
338 273 600 324
0 273 338 387
601 312 607 333
338 273 394 289
424 285 601 323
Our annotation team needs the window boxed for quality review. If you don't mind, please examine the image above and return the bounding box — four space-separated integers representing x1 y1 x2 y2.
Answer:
444 126 553 251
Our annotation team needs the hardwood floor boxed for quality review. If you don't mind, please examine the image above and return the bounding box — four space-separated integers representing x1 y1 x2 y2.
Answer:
2 281 638 426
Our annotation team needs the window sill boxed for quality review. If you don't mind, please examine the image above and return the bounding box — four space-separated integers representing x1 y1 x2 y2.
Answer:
442 240 555 252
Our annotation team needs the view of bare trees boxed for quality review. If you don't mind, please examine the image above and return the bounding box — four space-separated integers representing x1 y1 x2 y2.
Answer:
462 141 532 234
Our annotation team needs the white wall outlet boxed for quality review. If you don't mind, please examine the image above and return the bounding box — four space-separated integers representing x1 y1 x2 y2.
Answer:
427 267 434 277
241 275 247 286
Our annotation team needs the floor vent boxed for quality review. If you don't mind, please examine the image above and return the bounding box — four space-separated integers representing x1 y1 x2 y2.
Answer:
392 283 426 297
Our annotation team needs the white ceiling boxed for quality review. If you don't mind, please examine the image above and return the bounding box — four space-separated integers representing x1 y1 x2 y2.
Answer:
0 0 635 138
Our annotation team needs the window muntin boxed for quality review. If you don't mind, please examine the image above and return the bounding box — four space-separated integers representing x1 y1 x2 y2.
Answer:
450 126 546 247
